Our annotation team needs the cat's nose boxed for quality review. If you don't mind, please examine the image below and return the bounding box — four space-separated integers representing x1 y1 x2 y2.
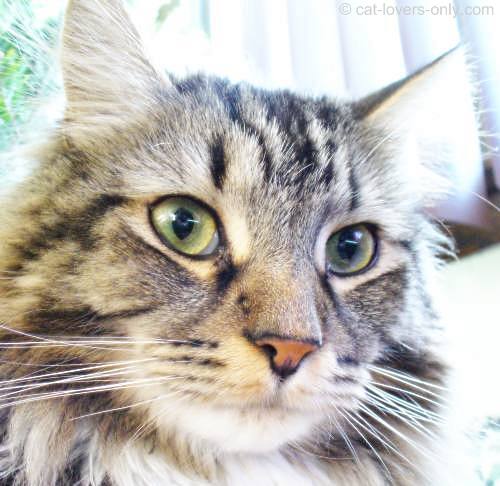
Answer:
254 337 319 380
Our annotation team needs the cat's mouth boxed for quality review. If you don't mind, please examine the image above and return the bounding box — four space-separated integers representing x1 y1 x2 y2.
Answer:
129 342 366 454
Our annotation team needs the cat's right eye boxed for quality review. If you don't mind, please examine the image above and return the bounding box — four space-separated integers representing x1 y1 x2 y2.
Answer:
150 197 220 257
325 223 377 276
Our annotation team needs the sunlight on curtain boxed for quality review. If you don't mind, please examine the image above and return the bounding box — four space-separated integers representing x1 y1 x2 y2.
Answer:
337 0 407 97
393 0 483 224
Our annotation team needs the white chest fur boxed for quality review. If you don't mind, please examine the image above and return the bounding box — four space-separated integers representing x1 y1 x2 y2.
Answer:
103 446 386 486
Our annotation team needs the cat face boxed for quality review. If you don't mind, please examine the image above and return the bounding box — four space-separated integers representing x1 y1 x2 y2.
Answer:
0 0 474 458
10 82 415 452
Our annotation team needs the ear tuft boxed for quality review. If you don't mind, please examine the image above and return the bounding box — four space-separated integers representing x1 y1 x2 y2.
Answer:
62 0 166 139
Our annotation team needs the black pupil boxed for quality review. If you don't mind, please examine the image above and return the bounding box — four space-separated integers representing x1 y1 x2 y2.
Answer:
337 228 363 261
172 208 196 240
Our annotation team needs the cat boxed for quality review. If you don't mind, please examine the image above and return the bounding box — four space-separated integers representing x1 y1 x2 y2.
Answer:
0 0 478 485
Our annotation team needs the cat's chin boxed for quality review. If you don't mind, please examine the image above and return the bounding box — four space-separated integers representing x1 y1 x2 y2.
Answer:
152 399 321 454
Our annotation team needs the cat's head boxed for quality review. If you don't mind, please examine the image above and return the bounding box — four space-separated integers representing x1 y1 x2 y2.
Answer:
0 0 476 457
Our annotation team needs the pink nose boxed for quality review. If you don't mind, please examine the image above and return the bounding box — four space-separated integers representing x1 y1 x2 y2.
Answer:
255 337 319 379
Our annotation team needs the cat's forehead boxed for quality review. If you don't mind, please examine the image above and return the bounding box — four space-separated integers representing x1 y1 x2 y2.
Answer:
116 76 358 221
76 75 417 249
66 75 414 249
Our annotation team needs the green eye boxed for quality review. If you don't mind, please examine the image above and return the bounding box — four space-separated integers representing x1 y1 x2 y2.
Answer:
326 224 377 275
151 197 219 256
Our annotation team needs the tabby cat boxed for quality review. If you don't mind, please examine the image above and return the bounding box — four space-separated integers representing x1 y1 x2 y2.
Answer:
0 1 477 485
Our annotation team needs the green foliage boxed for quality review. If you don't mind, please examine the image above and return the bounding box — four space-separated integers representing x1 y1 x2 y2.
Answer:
0 0 61 153
156 0 180 29
0 0 182 189
0 0 181 156
475 417 500 486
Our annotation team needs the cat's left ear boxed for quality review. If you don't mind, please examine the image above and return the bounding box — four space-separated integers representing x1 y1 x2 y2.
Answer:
353 47 479 207
61 0 169 140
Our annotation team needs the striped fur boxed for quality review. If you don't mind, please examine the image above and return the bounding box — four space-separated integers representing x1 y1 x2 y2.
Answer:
0 1 477 485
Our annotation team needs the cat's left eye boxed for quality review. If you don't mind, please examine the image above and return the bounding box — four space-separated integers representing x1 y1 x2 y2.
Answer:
326 224 377 276
150 197 220 257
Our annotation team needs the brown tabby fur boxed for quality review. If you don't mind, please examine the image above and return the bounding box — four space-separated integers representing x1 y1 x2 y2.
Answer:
0 1 478 484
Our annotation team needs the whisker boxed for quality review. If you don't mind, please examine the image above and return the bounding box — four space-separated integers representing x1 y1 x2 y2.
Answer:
0 375 182 410
0 338 203 345
0 357 198 400
471 191 500 212
0 366 141 400
337 407 394 482
357 402 435 465
365 394 440 441
0 325 214 352
368 365 448 392
127 388 189 445
0 324 129 351
330 409 361 465
366 385 444 423
0 358 157 386
368 381 446 408
348 409 401 457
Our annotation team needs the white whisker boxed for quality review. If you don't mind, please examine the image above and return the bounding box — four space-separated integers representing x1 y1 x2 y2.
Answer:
0 366 140 400
332 410 361 465
368 380 446 409
0 375 182 410
471 191 500 212
357 402 435 465
366 385 444 423
365 394 439 441
368 365 448 392
337 407 394 482
0 358 156 386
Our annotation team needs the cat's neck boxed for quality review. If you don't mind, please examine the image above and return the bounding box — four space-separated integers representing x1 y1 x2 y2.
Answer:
0 404 439 486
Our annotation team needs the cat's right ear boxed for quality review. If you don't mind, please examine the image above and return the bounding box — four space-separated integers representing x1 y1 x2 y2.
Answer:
352 48 479 208
61 0 169 140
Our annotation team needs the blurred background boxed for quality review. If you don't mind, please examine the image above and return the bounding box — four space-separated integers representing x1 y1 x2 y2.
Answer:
1 0 499 483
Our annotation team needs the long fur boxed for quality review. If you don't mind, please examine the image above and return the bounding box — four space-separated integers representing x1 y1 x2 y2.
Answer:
0 1 479 485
